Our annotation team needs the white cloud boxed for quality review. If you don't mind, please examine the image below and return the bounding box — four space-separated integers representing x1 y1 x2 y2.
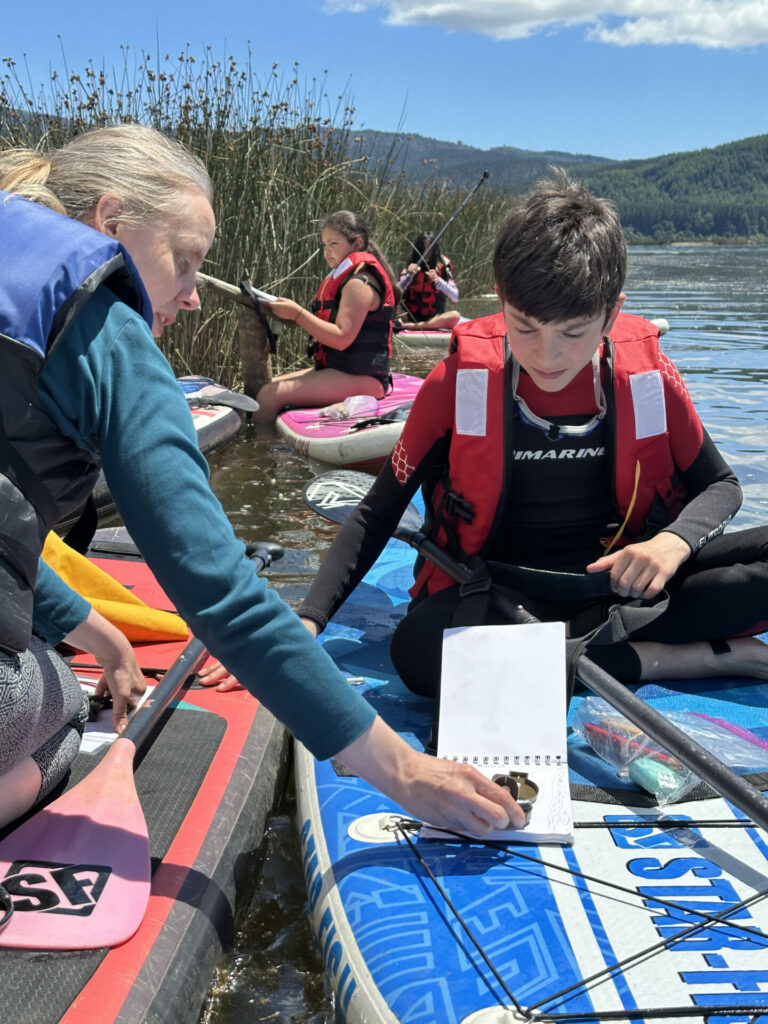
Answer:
324 0 768 48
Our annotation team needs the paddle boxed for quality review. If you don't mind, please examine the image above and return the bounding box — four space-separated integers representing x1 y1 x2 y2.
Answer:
0 541 283 950
400 170 489 297
195 270 276 308
303 469 768 832
178 375 259 413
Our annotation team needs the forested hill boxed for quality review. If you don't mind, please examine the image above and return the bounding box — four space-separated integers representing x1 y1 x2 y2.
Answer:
351 129 611 191
354 130 768 241
579 134 768 241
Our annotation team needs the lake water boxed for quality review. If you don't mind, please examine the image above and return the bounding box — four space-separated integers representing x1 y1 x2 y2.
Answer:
199 244 768 1023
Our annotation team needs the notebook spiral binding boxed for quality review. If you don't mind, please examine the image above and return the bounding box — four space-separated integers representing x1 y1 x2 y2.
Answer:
448 753 563 766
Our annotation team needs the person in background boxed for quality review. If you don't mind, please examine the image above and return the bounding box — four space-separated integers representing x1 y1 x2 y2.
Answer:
297 171 768 704
252 211 400 422
0 126 521 835
396 231 461 332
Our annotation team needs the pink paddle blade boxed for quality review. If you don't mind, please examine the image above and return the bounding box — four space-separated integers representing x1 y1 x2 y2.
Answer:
0 737 150 950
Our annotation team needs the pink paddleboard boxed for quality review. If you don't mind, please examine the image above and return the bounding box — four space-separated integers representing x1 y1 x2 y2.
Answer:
276 372 422 471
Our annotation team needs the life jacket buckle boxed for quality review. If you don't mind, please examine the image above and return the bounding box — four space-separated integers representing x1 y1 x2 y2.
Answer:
444 489 474 524
457 565 491 600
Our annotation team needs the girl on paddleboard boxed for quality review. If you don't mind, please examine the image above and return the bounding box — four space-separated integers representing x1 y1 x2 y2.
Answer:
253 211 401 422
396 230 461 332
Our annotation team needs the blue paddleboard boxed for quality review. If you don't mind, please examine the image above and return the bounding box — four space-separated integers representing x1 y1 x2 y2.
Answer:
295 536 768 1023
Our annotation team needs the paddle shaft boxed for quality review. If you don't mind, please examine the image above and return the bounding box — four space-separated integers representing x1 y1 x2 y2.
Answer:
398 523 768 831
400 170 489 295
122 635 206 751
196 271 273 309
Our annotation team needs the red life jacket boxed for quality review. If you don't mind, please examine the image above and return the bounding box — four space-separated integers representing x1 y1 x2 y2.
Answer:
310 251 394 378
414 311 691 597
404 258 451 319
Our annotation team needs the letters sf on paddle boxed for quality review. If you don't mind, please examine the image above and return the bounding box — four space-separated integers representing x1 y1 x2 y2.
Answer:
2 860 110 915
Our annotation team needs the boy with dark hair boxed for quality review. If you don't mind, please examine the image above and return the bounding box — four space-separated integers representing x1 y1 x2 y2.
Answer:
493 170 626 325
299 172 768 700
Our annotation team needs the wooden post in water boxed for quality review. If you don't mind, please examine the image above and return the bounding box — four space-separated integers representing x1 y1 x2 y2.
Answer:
196 272 275 399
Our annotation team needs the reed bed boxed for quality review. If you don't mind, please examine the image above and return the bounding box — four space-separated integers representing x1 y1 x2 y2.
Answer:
1 47 509 385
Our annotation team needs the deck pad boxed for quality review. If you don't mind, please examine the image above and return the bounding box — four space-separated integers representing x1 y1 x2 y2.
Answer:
0 554 288 1024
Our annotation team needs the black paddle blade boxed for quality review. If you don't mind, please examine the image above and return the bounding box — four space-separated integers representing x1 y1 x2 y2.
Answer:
303 470 424 535
303 471 373 525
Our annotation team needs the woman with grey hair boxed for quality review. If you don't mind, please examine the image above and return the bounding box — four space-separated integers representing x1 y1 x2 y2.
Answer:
0 125 521 833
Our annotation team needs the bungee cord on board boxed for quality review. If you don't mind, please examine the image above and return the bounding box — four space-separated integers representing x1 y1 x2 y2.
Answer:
388 817 768 1023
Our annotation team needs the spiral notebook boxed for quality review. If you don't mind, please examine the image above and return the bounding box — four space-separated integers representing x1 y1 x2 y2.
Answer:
422 621 573 845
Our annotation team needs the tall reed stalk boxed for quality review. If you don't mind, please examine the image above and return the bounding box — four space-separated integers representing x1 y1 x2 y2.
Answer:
1 46 509 385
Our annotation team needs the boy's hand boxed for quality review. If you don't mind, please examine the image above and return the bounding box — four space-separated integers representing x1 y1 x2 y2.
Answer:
197 658 244 692
586 533 691 599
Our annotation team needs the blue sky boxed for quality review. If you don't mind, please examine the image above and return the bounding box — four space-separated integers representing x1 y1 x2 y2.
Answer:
3 0 767 161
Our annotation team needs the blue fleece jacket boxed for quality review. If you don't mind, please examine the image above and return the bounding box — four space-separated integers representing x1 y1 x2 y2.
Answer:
32 287 375 760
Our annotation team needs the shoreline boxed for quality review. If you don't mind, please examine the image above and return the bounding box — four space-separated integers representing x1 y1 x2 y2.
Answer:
626 237 767 247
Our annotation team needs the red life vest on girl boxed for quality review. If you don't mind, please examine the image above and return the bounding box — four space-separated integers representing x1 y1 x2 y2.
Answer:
310 251 395 378
404 258 452 319
414 311 693 597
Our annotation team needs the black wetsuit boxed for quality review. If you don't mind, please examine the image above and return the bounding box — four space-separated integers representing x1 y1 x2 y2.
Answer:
300 352 768 699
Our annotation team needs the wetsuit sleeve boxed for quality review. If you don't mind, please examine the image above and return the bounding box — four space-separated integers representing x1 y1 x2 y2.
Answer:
299 356 457 630
37 291 375 760
32 558 91 644
436 259 459 303
659 351 742 551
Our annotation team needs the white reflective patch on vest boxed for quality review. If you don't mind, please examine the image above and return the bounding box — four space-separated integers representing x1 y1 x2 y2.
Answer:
455 369 488 436
629 370 666 439
332 256 353 279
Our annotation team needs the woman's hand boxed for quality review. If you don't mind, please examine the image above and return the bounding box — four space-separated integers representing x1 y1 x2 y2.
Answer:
587 532 691 599
336 717 525 837
63 609 146 733
300 616 319 637
197 658 244 692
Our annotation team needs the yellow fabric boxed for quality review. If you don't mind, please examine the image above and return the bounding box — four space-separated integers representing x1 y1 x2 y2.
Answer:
42 532 188 642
